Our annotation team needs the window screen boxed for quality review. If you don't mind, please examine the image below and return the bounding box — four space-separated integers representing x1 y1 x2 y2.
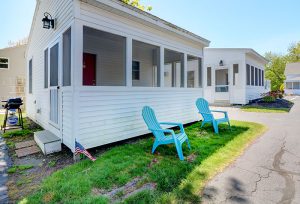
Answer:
83 26 126 86
132 40 160 87
233 64 239 86
259 69 262 86
207 67 212 86
164 49 184 87
187 55 201 88
29 59 32 93
255 67 258 86
293 82 300 89
50 43 59 87
63 28 71 86
44 49 48 88
132 61 140 80
251 66 255 86
246 64 250 85
262 70 264 86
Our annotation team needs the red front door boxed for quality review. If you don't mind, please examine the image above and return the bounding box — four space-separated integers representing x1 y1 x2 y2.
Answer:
83 53 96 86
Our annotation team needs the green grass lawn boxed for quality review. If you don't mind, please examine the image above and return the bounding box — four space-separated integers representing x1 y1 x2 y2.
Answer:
19 121 266 204
241 106 290 113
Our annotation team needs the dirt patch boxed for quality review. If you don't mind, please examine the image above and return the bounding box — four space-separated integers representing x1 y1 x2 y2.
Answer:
3 118 74 203
92 177 156 202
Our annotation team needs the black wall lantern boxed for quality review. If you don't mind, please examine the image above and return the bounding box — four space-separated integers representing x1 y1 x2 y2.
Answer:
219 60 224 66
42 12 55 29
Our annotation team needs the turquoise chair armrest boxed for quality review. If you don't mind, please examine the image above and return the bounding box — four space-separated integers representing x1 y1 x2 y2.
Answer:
211 110 229 118
159 122 185 133
149 128 175 134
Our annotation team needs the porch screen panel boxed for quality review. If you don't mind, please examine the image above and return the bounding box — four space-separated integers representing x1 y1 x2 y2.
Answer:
255 67 258 86
233 64 239 86
50 43 59 87
132 40 160 87
294 82 300 89
164 49 184 87
246 64 250 85
83 26 126 86
262 70 264 86
199 58 203 88
44 49 48 88
187 55 200 88
29 59 32 93
259 69 262 86
207 67 212 86
63 28 71 86
251 66 255 86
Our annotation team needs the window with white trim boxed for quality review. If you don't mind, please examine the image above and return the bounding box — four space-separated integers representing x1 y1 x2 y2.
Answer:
0 58 9 69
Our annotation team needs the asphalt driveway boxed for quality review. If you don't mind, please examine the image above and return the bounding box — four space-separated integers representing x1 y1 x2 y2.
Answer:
202 96 300 204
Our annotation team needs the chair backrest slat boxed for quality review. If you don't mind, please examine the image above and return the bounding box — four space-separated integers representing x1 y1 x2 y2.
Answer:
142 106 165 139
196 98 214 121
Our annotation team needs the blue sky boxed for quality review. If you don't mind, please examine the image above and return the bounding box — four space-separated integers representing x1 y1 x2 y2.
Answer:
1 0 299 55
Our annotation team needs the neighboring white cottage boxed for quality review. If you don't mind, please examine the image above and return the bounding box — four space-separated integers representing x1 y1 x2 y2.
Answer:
204 48 269 105
0 44 27 104
26 0 209 152
285 62 300 95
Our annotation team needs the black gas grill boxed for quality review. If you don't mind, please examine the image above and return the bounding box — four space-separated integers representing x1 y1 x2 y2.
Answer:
1 98 24 133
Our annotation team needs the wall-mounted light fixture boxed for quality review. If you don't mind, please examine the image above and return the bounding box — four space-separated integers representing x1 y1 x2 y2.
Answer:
219 60 224 66
42 12 55 29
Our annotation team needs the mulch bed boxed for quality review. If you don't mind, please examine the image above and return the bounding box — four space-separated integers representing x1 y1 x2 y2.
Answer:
244 98 294 110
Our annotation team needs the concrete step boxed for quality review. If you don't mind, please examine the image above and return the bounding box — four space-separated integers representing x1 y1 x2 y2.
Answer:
212 100 231 107
34 130 61 155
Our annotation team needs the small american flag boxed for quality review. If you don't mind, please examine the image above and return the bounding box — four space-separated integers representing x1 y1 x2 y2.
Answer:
75 140 96 161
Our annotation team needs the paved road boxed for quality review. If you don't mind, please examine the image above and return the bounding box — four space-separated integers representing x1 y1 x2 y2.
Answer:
202 96 300 204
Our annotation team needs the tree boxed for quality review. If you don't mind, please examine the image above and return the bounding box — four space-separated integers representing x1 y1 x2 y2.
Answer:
121 0 152 11
287 42 300 62
264 52 287 91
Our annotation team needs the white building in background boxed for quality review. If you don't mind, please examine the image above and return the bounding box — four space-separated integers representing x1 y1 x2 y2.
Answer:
204 48 269 105
0 44 27 103
285 62 300 95
26 0 209 152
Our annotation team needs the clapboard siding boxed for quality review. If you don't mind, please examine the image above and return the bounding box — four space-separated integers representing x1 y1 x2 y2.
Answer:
77 88 202 149
26 0 74 137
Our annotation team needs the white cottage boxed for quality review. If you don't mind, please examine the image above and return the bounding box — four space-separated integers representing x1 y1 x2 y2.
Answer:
285 62 300 95
203 48 269 105
26 0 209 153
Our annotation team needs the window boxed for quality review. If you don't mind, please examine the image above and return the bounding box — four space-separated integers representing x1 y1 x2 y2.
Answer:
50 43 59 87
44 49 48 88
0 58 9 69
207 67 212 86
262 70 264 86
29 59 32 93
251 66 255 86
255 67 258 86
215 69 229 92
293 82 300 89
286 82 293 89
132 61 140 80
132 40 160 87
164 49 184 87
259 69 262 86
233 64 239 86
187 55 202 88
63 28 71 86
83 26 126 86
246 64 250 85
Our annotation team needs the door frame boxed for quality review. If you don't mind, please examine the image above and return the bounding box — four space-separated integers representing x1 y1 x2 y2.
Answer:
47 36 63 133
214 66 230 101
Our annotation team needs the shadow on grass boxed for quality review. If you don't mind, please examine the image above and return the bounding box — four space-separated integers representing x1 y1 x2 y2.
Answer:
22 121 251 204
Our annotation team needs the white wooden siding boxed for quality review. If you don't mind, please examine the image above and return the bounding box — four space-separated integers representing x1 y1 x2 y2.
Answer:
76 87 202 149
26 0 74 138
61 90 73 148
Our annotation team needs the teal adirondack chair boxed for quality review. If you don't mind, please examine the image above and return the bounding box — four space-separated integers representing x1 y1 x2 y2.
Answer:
142 106 191 161
196 98 231 134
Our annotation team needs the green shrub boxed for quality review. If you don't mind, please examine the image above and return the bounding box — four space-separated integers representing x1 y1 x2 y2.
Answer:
262 96 276 103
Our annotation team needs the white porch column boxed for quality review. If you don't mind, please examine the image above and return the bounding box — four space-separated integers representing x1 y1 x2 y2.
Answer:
126 37 132 87
183 53 187 88
159 46 164 87
72 20 83 88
